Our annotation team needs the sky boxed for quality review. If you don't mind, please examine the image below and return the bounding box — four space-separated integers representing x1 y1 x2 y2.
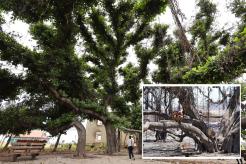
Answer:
0 0 244 143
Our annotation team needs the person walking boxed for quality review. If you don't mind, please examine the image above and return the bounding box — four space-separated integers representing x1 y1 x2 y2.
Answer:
127 135 135 160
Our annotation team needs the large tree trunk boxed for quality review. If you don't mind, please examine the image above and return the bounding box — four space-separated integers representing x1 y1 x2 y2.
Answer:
144 121 215 153
242 117 246 130
136 133 142 154
172 87 200 119
227 87 240 116
221 127 240 153
116 129 121 152
105 121 116 155
221 110 240 153
171 87 211 138
73 120 86 157
52 133 62 152
219 87 240 153
3 135 12 151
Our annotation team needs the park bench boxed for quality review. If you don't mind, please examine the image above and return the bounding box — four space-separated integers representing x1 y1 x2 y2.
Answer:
8 137 47 162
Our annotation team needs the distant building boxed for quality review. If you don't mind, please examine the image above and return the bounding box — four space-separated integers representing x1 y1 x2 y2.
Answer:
86 120 129 146
14 130 49 143
86 120 106 144
9 121 132 147
20 130 48 139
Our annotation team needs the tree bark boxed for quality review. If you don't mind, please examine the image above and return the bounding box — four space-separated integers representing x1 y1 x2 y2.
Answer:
172 87 200 119
44 83 107 122
219 86 240 153
242 117 246 130
3 135 12 151
144 121 215 153
73 120 86 157
105 121 117 155
143 111 169 119
170 87 210 137
227 87 240 116
123 134 128 147
116 129 121 152
52 133 62 152
137 132 142 154
221 110 240 153
221 125 240 153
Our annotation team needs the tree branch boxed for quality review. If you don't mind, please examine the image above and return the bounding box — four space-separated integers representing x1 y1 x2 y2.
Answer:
42 81 107 122
0 32 39 70
121 127 141 134
143 111 169 119
77 15 109 64
182 48 246 83
144 120 215 152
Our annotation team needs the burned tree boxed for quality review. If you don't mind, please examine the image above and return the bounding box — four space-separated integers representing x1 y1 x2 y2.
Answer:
143 86 240 156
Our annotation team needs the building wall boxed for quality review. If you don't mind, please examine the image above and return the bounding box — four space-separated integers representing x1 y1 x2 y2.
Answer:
85 120 129 146
86 120 107 145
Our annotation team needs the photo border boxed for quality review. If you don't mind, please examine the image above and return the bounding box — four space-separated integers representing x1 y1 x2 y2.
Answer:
141 84 241 160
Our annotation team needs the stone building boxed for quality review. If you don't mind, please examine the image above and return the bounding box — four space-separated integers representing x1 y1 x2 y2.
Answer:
86 120 106 144
86 120 130 147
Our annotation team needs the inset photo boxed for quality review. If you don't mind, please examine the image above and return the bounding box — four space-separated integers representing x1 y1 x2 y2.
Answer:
142 84 240 159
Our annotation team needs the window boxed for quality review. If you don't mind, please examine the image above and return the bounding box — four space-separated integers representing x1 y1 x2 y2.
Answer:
96 132 102 142
97 120 103 126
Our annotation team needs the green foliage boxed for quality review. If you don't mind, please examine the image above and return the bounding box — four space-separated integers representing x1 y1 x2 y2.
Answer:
134 0 168 21
129 103 142 130
0 0 52 23
0 32 39 68
182 48 246 83
30 22 57 50
182 15 246 84
154 0 246 84
190 0 218 63
0 105 44 135
119 64 141 103
152 41 185 83
0 69 23 100
76 0 169 129
0 10 4 25
45 112 75 136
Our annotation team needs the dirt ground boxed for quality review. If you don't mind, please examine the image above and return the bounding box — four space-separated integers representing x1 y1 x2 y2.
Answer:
143 130 240 158
0 152 243 164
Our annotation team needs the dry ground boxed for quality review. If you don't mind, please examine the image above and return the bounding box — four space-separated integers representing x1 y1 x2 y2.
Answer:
0 152 243 164
143 130 240 158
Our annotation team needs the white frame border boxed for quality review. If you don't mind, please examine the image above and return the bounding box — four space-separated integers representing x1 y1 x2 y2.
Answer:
141 84 241 160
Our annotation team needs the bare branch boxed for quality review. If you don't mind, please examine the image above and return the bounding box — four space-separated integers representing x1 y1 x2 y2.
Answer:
121 127 141 134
